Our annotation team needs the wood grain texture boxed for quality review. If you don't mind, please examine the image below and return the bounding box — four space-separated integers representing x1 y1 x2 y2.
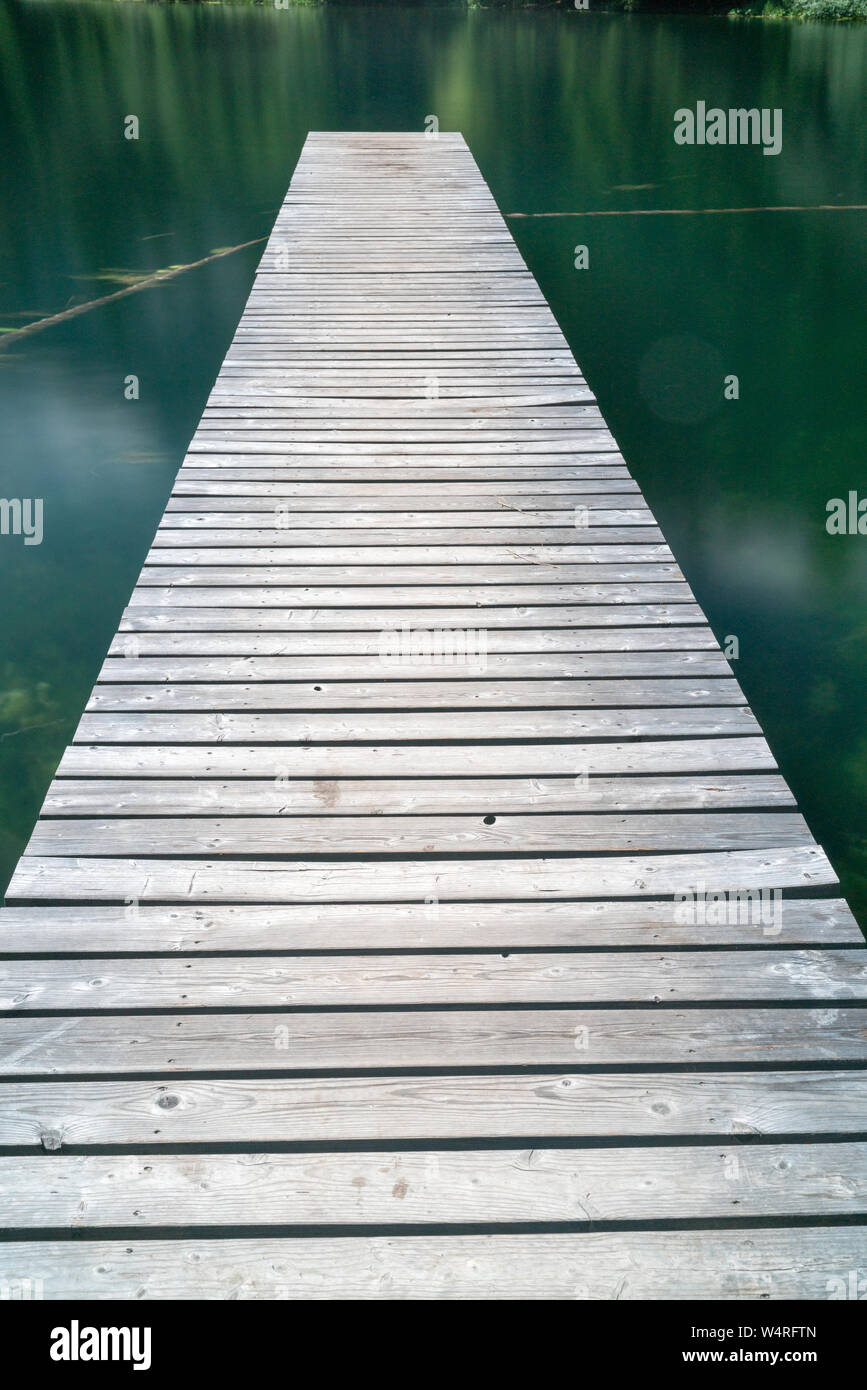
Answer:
3 948 864 1011
3 1007 866 1075
7 847 837 903
3 1229 866 1300
70 707 761 744
24 811 812 858
53 735 780 778
2 1071 865 1146
1 897 857 954
1 1229 863 1300
38 773 795 816
118 603 708 630
3 1144 865 1227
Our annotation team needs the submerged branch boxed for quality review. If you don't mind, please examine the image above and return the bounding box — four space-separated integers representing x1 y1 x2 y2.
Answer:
508 205 867 217
0 237 267 352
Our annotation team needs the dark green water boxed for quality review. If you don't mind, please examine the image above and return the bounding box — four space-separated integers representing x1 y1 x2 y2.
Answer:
0 1 865 925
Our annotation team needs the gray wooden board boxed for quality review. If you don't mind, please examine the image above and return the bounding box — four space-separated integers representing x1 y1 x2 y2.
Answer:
118 604 709 630
176 472 636 485
186 430 619 446
85 679 746 711
23 813 813 859
167 485 638 501
3 949 864 1011
128 585 697 607
180 453 625 465
1 1230 865 1299
158 506 640 523
0 1071 864 1145
54 735 780 777
200 395 601 410
3 898 856 954
190 412 610 428
2 1008 865 1074
152 529 658 546
182 441 623 456
167 492 644 508
2 1145 865 1227
161 495 657 511
94 651 733 679
159 510 646 529
147 545 670 568
138 566 681 585
6 847 837 903
106 626 721 655
156 529 666 547
37 774 797 816
69 707 761 742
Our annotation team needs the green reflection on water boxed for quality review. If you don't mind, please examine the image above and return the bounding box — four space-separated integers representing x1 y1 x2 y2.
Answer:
0 2 865 926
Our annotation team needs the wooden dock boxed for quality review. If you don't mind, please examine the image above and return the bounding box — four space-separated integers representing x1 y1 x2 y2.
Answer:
1 132 865 1300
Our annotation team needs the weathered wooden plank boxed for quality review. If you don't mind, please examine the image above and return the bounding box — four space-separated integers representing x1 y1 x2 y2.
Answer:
184 438 620 453
24 813 812 860
107 625 720 656
180 464 629 479
159 509 645 529
212 384 589 398
95 651 732 681
7 847 836 904
2 898 855 955
153 528 655 547
162 500 650 517
205 397 599 413
130 584 697 608
3 1144 865 1228
178 472 635 486
3 1007 864 1074
71 707 760 745
147 545 674 568
1 1071 863 1146
86 679 746 713
118 603 709 631
222 354 580 366
162 493 653 511
3 949 863 1011
2 1229 864 1300
207 387 588 400
187 430 616 447
172 479 632 495
157 532 667 551
38 774 797 817
210 375 583 389
199 394 601 413
55 735 779 777
190 412 610 431
138 565 677 588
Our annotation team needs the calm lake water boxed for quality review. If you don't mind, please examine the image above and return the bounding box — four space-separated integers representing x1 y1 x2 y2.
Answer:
0 1 865 925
